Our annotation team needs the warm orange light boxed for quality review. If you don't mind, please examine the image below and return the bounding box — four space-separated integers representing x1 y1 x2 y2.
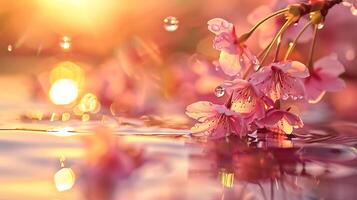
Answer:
78 93 98 113
36 0 119 32
49 79 79 105
60 36 71 50
50 61 84 85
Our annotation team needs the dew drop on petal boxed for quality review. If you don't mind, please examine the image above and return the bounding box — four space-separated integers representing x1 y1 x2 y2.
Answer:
164 16 179 32
215 86 225 97
254 64 260 71
317 22 324 29
293 22 298 26
7 44 12 52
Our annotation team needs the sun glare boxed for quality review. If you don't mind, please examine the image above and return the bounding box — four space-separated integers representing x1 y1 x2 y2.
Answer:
49 79 79 105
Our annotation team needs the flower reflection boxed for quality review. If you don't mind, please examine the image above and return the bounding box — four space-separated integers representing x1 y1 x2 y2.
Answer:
188 133 357 200
80 127 143 200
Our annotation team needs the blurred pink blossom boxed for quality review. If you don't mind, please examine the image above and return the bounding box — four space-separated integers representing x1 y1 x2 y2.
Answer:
304 55 346 103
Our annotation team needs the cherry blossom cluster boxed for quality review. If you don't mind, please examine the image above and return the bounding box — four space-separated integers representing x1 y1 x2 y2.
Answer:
186 0 352 139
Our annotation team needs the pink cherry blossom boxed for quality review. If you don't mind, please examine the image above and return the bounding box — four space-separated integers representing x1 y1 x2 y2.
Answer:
255 108 303 134
249 61 310 102
186 101 247 138
221 78 269 123
208 18 258 77
304 55 346 103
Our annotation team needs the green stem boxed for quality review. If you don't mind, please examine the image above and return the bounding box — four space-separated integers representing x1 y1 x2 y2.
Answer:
259 19 293 68
238 8 289 42
284 20 313 60
307 25 318 70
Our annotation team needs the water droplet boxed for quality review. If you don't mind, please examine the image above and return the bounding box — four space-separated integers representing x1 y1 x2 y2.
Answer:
282 95 289 100
7 44 12 52
60 36 71 50
164 16 179 32
215 86 225 97
317 22 324 29
351 6 357 16
293 22 298 26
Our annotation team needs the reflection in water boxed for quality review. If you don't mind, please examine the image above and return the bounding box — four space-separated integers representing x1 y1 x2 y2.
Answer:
188 128 357 200
54 167 76 192
0 122 357 199
54 156 76 192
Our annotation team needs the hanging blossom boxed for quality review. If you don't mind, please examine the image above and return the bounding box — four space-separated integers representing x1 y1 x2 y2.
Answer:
304 55 345 103
186 0 351 139
186 101 247 138
249 61 310 102
255 108 303 134
220 78 271 123
208 18 258 77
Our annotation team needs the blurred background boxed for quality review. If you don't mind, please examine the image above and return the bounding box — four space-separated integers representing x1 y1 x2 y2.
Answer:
0 0 356 123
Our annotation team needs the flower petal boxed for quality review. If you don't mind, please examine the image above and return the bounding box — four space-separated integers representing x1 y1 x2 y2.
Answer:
218 51 242 76
186 101 216 121
213 33 237 54
190 118 217 134
283 111 303 128
208 18 233 35
281 61 310 78
319 76 346 92
314 55 345 76
304 77 326 103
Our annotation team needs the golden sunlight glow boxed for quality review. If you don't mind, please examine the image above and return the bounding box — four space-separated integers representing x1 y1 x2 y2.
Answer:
50 61 84 85
277 118 293 134
78 93 99 113
60 36 71 50
82 113 90 122
50 126 76 137
54 168 76 192
220 170 234 188
49 79 79 105
37 0 119 32
62 112 71 121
